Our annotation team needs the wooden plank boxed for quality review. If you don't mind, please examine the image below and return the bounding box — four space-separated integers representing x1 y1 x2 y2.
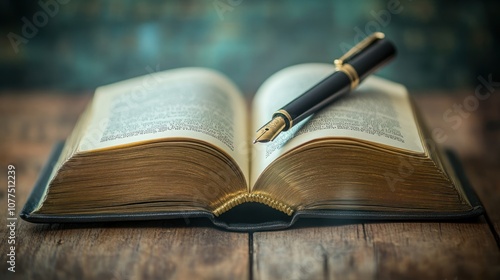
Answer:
253 224 375 280
0 93 249 279
253 221 500 279
5 222 249 279
365 221 500 279
254 94 500 279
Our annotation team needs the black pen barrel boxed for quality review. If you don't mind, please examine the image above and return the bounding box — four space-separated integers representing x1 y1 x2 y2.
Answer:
277 73 351 128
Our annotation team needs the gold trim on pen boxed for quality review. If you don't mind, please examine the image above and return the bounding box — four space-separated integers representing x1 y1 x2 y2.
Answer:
334 32 385 68
337 63 359 89
333 32 384 89
276 109 293 128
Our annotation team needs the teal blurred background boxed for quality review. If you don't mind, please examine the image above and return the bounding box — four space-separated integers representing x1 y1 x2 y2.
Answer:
1 0 499 95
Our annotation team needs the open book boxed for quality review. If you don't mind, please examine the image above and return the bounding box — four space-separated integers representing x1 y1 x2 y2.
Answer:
21 63 483 231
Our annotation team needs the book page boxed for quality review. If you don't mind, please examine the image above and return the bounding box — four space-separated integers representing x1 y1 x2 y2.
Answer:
78 68 249 183
251 63 424 185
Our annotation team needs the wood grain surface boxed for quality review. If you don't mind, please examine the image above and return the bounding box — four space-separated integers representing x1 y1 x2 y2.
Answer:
0 92 499 279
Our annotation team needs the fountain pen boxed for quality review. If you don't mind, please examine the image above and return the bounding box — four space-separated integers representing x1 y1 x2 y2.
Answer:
253 32 396 144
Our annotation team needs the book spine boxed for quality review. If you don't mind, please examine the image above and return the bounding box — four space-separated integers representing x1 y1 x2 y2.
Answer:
213 193 294 216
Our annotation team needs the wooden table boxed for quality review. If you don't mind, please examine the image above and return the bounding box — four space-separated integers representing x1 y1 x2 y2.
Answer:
1 92 499 279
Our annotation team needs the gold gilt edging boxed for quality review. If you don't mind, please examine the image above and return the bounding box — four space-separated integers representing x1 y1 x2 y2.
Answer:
213 193 294 216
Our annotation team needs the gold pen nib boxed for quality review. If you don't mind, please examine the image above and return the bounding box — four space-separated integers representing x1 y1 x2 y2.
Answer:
253 116 286 144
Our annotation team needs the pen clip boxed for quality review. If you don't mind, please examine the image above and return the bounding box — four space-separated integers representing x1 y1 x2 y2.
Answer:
334 32 385 69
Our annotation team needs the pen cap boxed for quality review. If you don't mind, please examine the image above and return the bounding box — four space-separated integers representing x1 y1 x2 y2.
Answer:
344 38 396 81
